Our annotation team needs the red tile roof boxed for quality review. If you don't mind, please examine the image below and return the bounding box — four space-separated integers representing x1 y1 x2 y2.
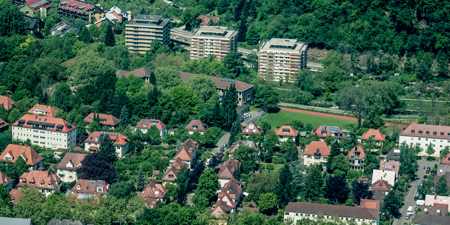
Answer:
9 189 22 204
85 131 129 146
135 119 166 130
53 153 87 171
0 96 15 110
28 104 57 117
362 129 386 141
348 146 365 158
0 144 44 166
17 170 60 190
198 15 219 25
242 122 262 135
360 199 381 210
161 158 186 182
142 180 167 208
275 125 298 137
220 178 242 200
12 114 76 133
379 160 400 178
400 123 450 140
59 0 96 14
84 113 120 127
25 0 51 12
371 180 392 191
180 72 254 92
229 140 256 154
442 153 450 165
174 138 199 161
71 179 109 195
0 172 12 187
304 141 331 156
218 158 241 179
285 202 380 220
0 118 9 130
185 119 206 132
312 125 347 138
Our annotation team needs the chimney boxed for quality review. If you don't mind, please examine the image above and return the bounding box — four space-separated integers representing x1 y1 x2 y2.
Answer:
71 218 74 222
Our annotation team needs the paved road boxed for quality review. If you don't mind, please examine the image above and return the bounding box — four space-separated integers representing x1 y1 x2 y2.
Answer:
393 159 438 225
211 132 230 156
242 110 266 125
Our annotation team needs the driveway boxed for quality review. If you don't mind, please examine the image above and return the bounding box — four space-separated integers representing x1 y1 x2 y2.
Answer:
211 132 229 156
393 158 437 225
242 110 266 125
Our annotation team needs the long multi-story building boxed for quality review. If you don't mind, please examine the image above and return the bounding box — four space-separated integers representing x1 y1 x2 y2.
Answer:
57 0 104 22
125 15 170 54
399 123 450 157
258 38 308 82
12 114 77 150
190 26 238 61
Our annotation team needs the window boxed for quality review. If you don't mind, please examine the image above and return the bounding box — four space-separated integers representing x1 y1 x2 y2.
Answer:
441 132 444 137
426 131 429 135
433 132 437 136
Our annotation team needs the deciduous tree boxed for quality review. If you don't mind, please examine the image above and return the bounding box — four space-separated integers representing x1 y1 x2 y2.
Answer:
192 169 219 208
258 192 277 214
77 153 115 184
324 175 350 204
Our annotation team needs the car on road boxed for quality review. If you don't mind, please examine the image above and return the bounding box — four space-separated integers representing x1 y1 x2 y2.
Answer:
405 214 410 220
414 192 420 201
423 175 428 179
426 169 430 174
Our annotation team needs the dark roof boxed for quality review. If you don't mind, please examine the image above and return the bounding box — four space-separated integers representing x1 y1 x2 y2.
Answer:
386 147 401 161
413 214 450 225
47 218 87 225
23 15 42 30
185 119 206 132
116 67 154 78
285 202 379 220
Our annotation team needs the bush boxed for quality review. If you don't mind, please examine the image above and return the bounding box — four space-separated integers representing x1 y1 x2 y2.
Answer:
266 164 274 170
273 157 285 164
258 164 266 170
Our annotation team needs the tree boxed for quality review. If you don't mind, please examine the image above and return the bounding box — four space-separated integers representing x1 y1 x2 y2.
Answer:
7 108 21 123
260 121 271 136
323 63 346 91
339 86 365 127
136 167 145 192
187 75 217 103
228 120 241 148
118 106 130 129
109 181 136 200
216 0 229 14
329 155 350 177
249 0 257 18
234 0 246 21
175 164 190 205
233 145 257 174
352 180 372 205
246 173 279 202
221 84 238 131
302 165 324 202
0 1 26 36
0 183 12 216
147 125 162 145
14 156 29 175
436 51 449 79
79 27 92 43
436 175 448 196
77 153 115 184
154 66 182 89
254 86 279 111
149 72 157 85
223 51 243 78
171 86 198 114
281 137 298 162
384 190 402 218
237 20 247 42
181 7 200 31
192 169 219 208
426 143 435 157
326 141 341 173
362 98 384 129
98 134 117 162
104 23 115 46
324 175 350 204
67 48 115 85
263 131 279 162
258 193 277 214
276 164 296 207
440 146 450 159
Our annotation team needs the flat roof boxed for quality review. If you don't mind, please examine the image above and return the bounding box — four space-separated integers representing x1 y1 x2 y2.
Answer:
260 38 307 52
127 14 170 27
192 26 237 38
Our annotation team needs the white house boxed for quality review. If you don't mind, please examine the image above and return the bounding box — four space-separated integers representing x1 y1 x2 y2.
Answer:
399 123 450 157
53 153 88 182
84 131 130 157
372 169 396 187
134 119 166 138
303 141 330 167
275 125 298 142
0 144 44 170
17 170 61 197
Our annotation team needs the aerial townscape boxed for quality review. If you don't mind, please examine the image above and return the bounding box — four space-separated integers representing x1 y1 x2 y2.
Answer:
1 0 450 225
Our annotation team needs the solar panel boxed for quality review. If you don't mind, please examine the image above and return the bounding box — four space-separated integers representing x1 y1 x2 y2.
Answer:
90 181 96 185
150 120 159 123
385 164 392 169
329 126 340 132
97 180 102 185
98 133 105 142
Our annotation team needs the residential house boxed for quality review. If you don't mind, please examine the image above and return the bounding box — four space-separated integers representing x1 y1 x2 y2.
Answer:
441 153 450 165
94 5 130 27
386 147 401 161
198 15 218 25
360 199 381 211
47 218 87 225
9 189 22 204
424 194 450 213
275 125 298 142
421 205 448 216
161 158 187 185
17 170 61 197
228 140 256 155
379 160 400 178
51 20 81 36
84 131 129 157
361 129 386 146
116 66 155 82
71 179 109 200
190 26 237 62
284 202 380 225
413 214 450 225
0 118 10 132
23 14 44 35
19 0 51 17
0 144 44 170
242 122 262 136
0 96 15 110
180 72 254 106
312 125 348 142
372 170 396 187
218 157 241 187
185 119 206 135
53 153 87 182
58 0 104 22
135 119 166 138
303 141 330 167
28 104 57 117
84 113 120 128
434 164 450 187
141 180 167 208
173 138 199 169
371 179 392 205
211 178 243 218
348 146 365 171
399 123 450 157
12 114 77 150
0 172 13 191
0 218 32 225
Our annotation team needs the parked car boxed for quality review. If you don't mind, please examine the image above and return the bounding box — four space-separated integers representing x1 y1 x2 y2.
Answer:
426 169 430 174
414 192 420 201
423 175 428 179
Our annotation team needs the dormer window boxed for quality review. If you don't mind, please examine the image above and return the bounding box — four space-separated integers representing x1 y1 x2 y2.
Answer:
419 130 422 135
143 123 146 127
77 185 80 189
411 130 415 134
433 132 437 136
426 131 429 135
97 187 103 192
193 125 198 130
441 132 444 137
48 183 51 187
282 128 290 133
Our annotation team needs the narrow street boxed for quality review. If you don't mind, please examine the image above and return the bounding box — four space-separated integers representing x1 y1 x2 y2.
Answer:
393 158 437 225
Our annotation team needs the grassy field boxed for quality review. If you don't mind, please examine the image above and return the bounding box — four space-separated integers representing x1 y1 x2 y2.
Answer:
257 110 357 130
401 99 447 111
260 163 284 174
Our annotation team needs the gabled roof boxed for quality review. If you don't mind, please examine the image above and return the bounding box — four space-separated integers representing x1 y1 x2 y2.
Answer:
116 67 154 79
0 118 10 130
312 125 347 138
17 170 60 190
198 15 219 26
413 214 450 225
218 158 241 179
84 131 129 146
135 119 166 130
0 144 44 166
54 153 88 171
84 113 120 127
219 178 242 200
0 96 15 110
441 153 450 166
348 146 365 158
174 138 199 161
400 123 450 140
379 160 400 178
242 122 262 135
180 72 254 92
362 129 386 141
71 179 109 195
285 202 380 220
304 141 330 156
9 189 22 204
371 179 393 191
275 125 298 137
229 140 256 154
0 172 12 187
28 104 57 117
185 119 206 132
211 199 233 218
142 180 167 208
12 114 76 133
161 158 186 182
25 0 51 12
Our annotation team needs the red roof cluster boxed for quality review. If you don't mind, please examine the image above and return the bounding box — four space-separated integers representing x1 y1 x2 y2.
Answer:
17 170 60 190
212 179 242 218
84 113 120 127
0 144 44 166
142 180 167 208
312 125 347 138
59 0 95 14
361 129 386 141
161 158 186 183
174 138 199 161
304 141 330 156
9 189 22 204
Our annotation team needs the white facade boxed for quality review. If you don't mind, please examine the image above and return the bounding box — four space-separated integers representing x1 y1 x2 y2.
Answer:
56 168 78 183
17 184 61 197
12 126 76 150
219 178 231 188
303 154 327 167
134 127 166 139
84 142 129 158
399 135 449 157
284 212 378 225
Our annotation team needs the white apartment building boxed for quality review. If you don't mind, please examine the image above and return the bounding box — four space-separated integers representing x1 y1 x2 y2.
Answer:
12 114 76 150
284 202 379 225
190 26 238 61
399 124 450 157
125 15 171 54
84 131 130 157
259 38 308 82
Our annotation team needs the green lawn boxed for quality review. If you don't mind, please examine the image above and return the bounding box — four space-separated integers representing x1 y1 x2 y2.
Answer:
260 163 284 174
257 110 357 130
